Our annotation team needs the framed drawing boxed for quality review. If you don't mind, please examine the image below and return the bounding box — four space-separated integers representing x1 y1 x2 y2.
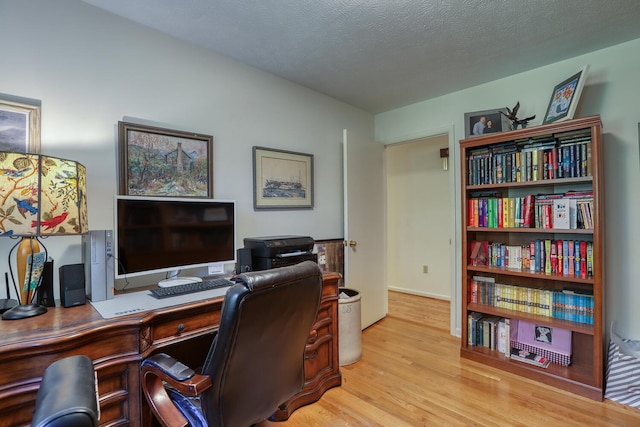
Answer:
464 108 509 138
0 94 41 153
118 121 213 197
543 65 589 124
253 146 314 210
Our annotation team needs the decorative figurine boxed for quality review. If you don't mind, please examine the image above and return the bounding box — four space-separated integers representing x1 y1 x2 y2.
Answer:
500 102 536 130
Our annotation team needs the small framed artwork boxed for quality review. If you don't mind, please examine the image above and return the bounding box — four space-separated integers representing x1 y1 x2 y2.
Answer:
464 108 510 138
118 121 213 197
253 146 314 210
0 94 41 153
543 65 589 124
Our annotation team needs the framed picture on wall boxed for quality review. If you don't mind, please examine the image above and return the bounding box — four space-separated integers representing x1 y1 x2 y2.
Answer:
543 65 589 124
253 146 314 210
118 121 213 197
464 108 510 138
0 94 41 153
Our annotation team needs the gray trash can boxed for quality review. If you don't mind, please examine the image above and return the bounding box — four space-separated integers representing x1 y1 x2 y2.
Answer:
338 288 362 366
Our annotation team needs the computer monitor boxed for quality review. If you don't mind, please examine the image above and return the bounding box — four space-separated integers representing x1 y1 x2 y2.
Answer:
114 195 236 283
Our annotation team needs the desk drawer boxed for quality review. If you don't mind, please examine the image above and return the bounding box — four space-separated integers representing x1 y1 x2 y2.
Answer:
141 308 221 354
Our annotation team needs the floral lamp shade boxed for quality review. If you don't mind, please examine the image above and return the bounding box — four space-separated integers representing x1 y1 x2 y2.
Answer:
0 152 88 236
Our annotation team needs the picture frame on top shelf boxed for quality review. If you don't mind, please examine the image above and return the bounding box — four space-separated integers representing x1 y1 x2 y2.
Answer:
464 108 510 138
542 65 589 124
0 94 41 153
253 146 314 210
118 121 213 198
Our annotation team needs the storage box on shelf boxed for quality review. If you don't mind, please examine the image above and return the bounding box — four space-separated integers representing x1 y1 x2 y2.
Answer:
459 115 604 400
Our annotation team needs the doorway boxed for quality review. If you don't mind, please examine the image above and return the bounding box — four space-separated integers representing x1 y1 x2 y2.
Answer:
385 134 452 300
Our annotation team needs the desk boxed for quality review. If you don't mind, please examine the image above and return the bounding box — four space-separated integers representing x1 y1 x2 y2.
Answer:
0 272 341 426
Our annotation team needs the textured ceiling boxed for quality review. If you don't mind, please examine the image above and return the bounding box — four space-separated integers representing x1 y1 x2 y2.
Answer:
81 0 640 114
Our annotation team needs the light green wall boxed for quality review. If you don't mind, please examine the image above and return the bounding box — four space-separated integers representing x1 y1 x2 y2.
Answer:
376 38 640 339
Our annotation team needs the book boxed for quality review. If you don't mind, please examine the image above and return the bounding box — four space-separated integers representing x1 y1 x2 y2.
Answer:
469 240 489 266
468 312 484 346
510 347 551 368
497 318 509 355
506 246 522 270
513 319 572 366
553 198 570 229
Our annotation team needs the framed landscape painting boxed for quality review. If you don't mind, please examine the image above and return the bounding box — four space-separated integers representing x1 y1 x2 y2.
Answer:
253 146 314 210
118 121 213 197
0 94 41 153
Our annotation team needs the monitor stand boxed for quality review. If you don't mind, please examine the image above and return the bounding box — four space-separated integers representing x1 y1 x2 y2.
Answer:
157 276 203 288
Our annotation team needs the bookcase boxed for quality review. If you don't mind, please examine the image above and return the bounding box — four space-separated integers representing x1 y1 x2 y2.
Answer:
459 115 604 400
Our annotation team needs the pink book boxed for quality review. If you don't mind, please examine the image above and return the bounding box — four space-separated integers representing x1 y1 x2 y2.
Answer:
515 320 572 357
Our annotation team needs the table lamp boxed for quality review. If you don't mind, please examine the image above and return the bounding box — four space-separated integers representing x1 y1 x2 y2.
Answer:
0 152 88 320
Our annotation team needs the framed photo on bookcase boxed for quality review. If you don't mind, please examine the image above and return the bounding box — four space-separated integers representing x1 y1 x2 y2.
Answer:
543 65 588 124
464 108 510 138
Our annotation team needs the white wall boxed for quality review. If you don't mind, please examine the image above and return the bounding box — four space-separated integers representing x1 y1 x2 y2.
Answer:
376 39 640 339
386 136 451 299
0 0 373 292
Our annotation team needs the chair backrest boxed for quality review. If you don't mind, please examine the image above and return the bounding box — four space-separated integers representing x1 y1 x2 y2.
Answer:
200 260 323 427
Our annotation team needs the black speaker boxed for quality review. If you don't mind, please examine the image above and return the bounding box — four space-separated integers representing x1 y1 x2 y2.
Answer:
235 248 253 274
59 264 86 308
36 259 55 307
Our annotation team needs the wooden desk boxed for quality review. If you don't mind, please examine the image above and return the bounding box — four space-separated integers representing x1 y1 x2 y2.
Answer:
0 272 341 426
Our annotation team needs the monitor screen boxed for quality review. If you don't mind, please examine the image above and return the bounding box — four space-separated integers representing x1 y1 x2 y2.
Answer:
114 195 236 279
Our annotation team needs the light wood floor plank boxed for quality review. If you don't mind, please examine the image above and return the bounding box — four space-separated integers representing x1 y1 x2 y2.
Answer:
260 291 640 426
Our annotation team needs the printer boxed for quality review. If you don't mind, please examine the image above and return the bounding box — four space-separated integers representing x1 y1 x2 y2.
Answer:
243 235 317 271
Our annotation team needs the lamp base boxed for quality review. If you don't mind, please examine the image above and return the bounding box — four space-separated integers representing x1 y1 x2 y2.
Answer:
2 303 47 320
0 298 19 314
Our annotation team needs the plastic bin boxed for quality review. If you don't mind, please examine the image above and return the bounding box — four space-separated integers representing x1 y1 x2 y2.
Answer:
338 288 362 365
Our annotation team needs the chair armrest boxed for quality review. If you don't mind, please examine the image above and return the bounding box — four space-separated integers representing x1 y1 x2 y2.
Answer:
141 353 212 395
141 353 212 427
32 355 99 427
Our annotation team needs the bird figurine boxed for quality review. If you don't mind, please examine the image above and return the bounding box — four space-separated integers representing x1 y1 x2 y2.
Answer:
500 102 536 130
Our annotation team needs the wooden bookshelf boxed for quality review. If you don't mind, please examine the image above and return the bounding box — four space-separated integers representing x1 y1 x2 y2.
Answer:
459 115 604 400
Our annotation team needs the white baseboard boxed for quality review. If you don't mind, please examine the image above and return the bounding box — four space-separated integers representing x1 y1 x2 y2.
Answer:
387 285 450 301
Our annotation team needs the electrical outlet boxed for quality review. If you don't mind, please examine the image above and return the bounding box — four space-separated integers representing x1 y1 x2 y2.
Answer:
423 265 428 274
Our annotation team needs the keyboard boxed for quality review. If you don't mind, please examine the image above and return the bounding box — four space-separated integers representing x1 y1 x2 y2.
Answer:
150 278 235 299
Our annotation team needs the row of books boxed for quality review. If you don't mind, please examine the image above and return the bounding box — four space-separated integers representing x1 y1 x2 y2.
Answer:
469 239 594 279
467 314 573 367
534 192 594 230
469 276 595 325
467 312 509 351
466 134 592 186
467 190 594 230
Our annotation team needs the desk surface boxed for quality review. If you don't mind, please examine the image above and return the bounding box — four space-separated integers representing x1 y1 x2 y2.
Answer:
0 271 342 427
0 290 225 349
91 285 230 318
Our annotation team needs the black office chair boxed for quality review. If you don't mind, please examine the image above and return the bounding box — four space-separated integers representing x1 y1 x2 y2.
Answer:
141 260 323 427
32 355 100 427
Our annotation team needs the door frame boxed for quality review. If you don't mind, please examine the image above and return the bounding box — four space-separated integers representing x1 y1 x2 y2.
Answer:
378 124 460 337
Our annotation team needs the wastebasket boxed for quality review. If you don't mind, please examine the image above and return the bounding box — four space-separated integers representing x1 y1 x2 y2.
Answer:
338 288 362 366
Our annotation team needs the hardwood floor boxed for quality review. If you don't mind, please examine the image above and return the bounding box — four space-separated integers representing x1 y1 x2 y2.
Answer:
262 291 640 426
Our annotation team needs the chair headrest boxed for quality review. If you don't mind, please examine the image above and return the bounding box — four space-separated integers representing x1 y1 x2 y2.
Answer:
233 260 322 292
